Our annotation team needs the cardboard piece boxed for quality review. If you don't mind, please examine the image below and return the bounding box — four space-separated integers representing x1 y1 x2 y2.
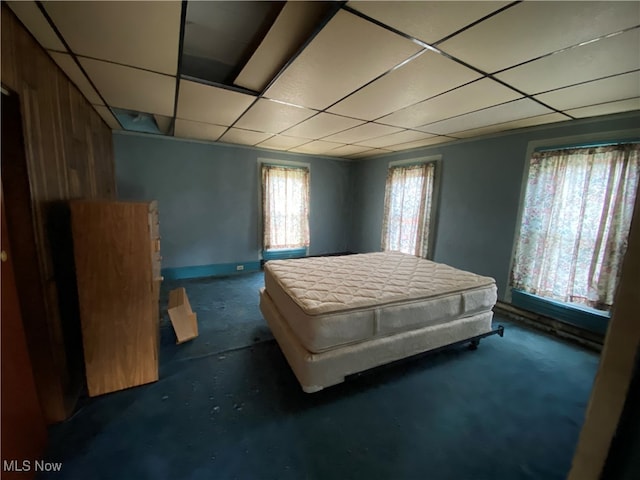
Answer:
167 287 198 344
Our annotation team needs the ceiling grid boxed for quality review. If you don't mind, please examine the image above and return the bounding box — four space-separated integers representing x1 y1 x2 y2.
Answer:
9 0 639 159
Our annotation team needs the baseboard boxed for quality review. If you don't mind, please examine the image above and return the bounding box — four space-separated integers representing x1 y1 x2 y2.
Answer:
162 261 261 280
494 301 604 352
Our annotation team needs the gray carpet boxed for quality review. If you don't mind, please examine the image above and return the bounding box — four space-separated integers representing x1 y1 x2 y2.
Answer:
41 271 599 480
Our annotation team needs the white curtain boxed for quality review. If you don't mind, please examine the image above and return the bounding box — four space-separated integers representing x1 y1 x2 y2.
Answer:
512 144 640 311
262 165 310 250
381 163 435 257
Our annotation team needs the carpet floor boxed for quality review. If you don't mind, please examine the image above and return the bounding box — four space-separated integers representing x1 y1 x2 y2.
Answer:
41 271 599 480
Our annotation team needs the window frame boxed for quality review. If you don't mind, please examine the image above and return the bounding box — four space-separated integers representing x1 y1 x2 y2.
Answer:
257 158 311 259
506 128 640 304
382 155 442 259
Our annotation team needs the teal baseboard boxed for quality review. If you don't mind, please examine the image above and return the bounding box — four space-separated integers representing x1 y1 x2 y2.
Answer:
262 248 307 261
511 289 610 335
162 261 261 280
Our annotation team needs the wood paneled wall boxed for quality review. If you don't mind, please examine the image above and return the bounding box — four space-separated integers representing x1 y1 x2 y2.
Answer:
1 5 116 422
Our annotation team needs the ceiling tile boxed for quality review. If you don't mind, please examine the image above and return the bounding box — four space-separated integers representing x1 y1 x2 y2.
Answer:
325 144 375 157
348 1 509 44
421 99 554 135
282 113 364 139
323 123 403 144
385 136 454 151
565 98 640 118
153 115 172 135
177 80 255 126
174 119 227 142
439 1 640 72
349 148 392 159
380 78 521 129
219 128 273 146
92 105 121 130
234 99 316 133
234 2 329 92
257 135 311 151
356 130 434 148
328 50 481 120
496 29 640 94
534 71 640 111
49 52 103 105
289 140 346 155
264 10 422 109
6 1 65 51
80 57 176 116
44 1 181 75
452 113 569 138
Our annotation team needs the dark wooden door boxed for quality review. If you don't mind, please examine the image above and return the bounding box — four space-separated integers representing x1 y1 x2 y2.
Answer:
1 183 47 479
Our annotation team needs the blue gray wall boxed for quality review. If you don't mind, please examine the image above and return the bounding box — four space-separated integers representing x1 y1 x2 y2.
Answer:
114 133 352 269
349 112 640 300
113 112 639 297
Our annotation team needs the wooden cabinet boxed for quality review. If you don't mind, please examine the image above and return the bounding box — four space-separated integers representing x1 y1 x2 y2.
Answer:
70 200 161 397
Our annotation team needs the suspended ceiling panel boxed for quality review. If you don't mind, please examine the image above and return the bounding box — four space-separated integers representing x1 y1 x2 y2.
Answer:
348 1 510 44
422 99 555 135
234 1 331 92
327 144 375 157
219 128 273 146
6 1 65 51
382 78 521 129
323 122 403 144
177 80 255 125
385 135 453 151
439 1 640 73
328 50 481 120
154 115 173 135
355 129 434 149
349 148 392 159
566 98 640 118
289 140 345 155
44 1 182 75
174 119 227 142
257 134 311 150
234 99 316 133
80 58 176 116
282 112 364 139
92 105 121 130
49 52 103 105
534 71 640 111
495 29 640 94
264 10 422 109
453 113 569 138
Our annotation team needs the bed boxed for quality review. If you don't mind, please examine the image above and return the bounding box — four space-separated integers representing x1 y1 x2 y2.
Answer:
259 251 502 392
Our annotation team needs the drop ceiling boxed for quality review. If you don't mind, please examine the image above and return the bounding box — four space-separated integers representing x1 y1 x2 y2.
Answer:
7 1 640 160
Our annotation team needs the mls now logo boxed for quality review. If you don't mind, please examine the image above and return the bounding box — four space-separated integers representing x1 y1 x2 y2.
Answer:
3 459 62 472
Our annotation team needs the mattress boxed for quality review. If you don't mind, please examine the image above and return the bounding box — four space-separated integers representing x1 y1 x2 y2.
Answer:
264 252 497 353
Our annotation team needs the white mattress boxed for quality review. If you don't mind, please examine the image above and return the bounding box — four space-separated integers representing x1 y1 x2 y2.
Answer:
264 252 497 353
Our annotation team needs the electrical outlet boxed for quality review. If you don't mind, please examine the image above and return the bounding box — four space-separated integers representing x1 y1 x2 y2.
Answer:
236 265 244 271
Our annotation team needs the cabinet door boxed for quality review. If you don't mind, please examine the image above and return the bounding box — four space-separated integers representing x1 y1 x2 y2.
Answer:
72 201 158 396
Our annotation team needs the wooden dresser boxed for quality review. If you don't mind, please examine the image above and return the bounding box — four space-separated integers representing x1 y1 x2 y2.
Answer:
70 200 161 396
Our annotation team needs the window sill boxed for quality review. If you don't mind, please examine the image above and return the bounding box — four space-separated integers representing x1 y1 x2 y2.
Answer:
511 289 610 335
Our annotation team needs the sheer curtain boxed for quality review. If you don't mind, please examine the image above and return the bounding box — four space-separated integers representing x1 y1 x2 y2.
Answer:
512 144 640 311
381 162 435 257
262 165 310 250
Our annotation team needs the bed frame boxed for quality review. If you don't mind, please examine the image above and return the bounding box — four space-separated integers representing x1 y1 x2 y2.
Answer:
260 288 504 393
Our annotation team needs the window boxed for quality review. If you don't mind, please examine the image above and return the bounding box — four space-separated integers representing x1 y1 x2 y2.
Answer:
381 161 436 258
261 164 310 251
511 143 639 312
